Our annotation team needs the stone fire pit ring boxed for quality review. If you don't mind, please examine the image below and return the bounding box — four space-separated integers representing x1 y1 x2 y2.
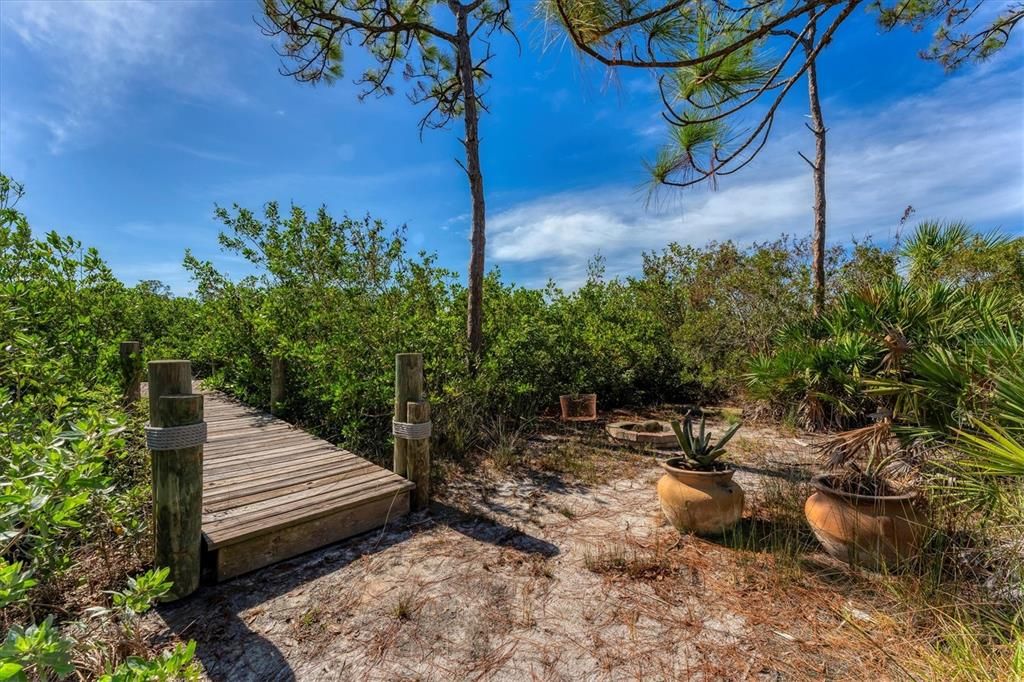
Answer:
606 420 678 448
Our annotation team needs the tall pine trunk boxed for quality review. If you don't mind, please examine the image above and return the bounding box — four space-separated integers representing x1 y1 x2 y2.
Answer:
455 4 486 369
805 23 827 317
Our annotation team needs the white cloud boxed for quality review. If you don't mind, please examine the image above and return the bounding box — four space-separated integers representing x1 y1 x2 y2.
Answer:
488 62 1024 288
441 212 470 232
0 0 247 153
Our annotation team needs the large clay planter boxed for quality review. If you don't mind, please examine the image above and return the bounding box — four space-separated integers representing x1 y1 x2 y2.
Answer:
804 475 926 570
657 458 744 535
560 394 597 422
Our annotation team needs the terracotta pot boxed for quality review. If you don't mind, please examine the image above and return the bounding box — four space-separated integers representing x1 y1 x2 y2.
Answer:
804 475 926 570
560 393 597 421
657 458 744 535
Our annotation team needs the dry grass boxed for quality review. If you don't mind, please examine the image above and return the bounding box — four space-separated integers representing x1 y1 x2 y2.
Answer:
481 414 533 470
583 538 687 581
390 588 420 622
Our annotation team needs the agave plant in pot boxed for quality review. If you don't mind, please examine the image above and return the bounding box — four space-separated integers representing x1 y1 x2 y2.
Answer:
657 412 744 535
804 414 927 570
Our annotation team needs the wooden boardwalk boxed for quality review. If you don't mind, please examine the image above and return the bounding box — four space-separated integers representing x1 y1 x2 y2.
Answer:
200 390 414 580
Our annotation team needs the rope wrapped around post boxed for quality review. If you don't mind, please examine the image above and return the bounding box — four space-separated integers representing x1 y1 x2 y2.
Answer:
145 422 208 451
392 419 432 440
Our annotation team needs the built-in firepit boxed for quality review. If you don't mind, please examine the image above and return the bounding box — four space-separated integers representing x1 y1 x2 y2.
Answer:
606 420 678 447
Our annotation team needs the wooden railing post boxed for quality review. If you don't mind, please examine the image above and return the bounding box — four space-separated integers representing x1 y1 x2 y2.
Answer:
119 341 143 406
406 400 431 510
270 355 286 416
393 353 423 477
148 360 203 601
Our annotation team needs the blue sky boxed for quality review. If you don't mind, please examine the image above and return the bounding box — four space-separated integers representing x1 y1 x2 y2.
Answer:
1 1 1021 293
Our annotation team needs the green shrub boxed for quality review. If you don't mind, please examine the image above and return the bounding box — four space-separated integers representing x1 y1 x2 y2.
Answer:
638 236 827 397
179 199 846 460
748 224 1024 433
1 174 197 680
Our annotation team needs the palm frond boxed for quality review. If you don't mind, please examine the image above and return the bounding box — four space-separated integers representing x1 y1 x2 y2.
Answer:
956 420 1024 477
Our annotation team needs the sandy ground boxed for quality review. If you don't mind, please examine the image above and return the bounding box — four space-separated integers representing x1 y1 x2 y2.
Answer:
150 415 907 681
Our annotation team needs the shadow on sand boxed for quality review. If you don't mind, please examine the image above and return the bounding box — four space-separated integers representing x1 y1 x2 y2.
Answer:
156 501 559 681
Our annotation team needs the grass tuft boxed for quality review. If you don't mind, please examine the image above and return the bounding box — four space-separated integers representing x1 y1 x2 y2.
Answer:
391 588 420 622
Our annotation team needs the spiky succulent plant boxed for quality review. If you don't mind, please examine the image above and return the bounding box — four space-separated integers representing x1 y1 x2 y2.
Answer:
669 411 741 470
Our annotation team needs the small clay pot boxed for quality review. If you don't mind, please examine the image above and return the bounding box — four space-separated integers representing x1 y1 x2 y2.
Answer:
560 394 597 421
804 475 926 570
656 458 744 535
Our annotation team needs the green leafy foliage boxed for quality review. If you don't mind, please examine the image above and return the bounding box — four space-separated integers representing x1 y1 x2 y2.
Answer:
3 170 1020 679
0 617 75 681
748 224 1024 435
639 236 828 397
747 221 1024 510
2 406 125 581
1 174 196 680
110 567 174 617
99 642 200 682
0 562 35 611
180 199 835 461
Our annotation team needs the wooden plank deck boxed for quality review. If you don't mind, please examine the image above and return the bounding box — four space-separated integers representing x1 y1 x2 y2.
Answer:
199 390 414 580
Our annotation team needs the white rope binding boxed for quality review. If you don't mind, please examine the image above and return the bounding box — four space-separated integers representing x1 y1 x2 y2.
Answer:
392 420 432 440
145 422 208 450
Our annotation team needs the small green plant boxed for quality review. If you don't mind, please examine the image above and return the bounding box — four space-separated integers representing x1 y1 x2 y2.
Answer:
669 411 741 470
0 561 36 610
109 567 174 617
298 607 321 630
0 616 75 681
99 641 200 682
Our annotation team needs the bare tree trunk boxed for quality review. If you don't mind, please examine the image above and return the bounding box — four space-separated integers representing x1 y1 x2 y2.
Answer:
454 3 486 370
804 23 828 317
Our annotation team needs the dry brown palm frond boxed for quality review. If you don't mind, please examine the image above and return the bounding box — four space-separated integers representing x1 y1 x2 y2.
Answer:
801 392 826 431
879 327 914 373
817 418 893 471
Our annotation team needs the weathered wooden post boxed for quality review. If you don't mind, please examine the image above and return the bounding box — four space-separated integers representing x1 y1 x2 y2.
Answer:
393 353 423 477
270 355 286 416
119 341 143 406
405 400 431 510
147 360 204 601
